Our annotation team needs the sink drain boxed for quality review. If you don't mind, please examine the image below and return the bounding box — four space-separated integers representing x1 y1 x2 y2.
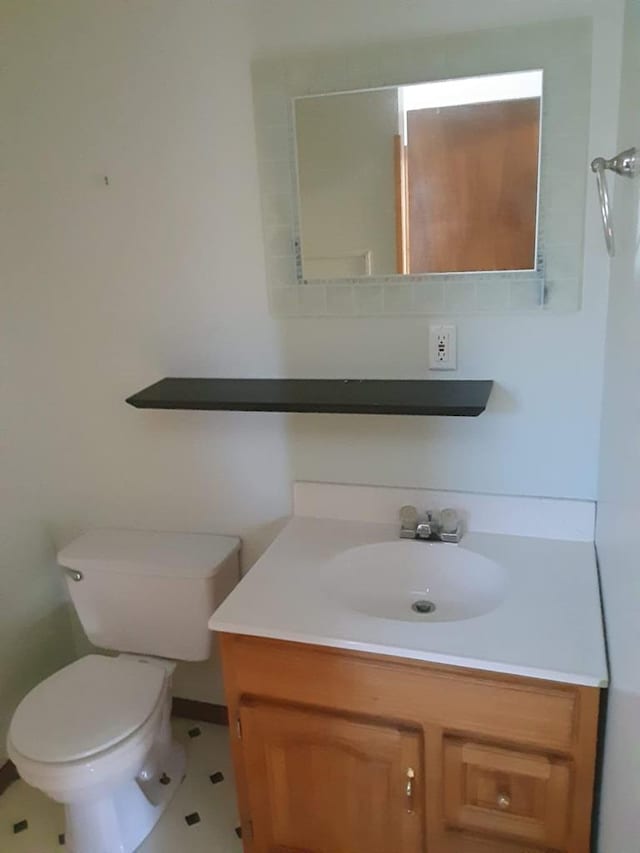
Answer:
412 600 436 615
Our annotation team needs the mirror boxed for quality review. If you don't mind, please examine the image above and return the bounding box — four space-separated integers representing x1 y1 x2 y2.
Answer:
254 16 592 316
294 70 543 280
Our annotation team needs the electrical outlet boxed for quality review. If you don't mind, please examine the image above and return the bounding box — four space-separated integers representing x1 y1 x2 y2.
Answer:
429 325 457 370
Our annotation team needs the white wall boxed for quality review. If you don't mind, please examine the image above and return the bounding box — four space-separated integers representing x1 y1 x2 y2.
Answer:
1 226 77 759
596 0 640 847
1 0 622 722
3 0 293 712
0 499 76 764
249 0 594 54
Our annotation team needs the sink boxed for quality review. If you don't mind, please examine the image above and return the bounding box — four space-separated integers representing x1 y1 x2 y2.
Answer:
326 541 507 623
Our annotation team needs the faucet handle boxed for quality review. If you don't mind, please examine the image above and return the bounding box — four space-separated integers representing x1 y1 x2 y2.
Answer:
399 505 418 539
399 505 418 527
439 508 463 543
440 508 459 534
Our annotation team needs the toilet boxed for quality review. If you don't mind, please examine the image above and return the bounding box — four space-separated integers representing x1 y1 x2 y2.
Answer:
7 528 240 853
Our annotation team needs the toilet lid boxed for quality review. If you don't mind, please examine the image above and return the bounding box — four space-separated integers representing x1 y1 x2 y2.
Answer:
9 655 166 763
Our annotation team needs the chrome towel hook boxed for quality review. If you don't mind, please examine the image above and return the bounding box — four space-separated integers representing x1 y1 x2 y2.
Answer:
591 147 638 257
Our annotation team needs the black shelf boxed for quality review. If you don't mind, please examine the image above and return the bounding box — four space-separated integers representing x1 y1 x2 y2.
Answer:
126 378 492 417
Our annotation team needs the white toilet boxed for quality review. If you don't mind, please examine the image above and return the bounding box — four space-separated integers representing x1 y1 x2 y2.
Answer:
7 528 240 853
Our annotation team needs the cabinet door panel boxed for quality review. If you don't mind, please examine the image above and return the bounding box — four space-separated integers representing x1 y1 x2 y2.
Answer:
443 738 571 850
239 700 424 853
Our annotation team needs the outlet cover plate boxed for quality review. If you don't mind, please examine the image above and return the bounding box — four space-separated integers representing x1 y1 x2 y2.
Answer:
429 324 457 370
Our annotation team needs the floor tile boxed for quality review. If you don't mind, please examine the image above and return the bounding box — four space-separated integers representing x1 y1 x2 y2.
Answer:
0 720 243 852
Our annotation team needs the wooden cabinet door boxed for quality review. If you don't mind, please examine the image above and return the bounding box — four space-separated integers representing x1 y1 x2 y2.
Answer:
443 739 571 850
238 699 424 853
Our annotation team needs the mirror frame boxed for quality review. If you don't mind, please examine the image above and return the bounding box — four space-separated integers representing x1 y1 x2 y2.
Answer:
252 17 592 317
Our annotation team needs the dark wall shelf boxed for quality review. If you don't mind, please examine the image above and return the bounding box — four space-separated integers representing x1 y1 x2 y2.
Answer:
126 378 493 417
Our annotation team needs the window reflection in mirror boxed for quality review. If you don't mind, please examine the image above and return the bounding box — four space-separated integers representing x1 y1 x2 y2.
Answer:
293 70 543 280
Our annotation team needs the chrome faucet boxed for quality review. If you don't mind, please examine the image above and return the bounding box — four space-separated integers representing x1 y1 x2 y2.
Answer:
399 505 463 543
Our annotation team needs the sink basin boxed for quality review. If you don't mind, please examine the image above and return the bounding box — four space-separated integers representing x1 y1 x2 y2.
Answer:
326 541 507 623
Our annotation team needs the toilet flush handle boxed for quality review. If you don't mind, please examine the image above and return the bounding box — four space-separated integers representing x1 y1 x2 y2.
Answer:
64 568 83 582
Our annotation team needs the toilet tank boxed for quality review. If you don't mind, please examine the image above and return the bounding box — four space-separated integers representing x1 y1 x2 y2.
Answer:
57 529 241 661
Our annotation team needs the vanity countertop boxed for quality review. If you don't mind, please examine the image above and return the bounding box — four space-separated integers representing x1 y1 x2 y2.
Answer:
209 516 608 688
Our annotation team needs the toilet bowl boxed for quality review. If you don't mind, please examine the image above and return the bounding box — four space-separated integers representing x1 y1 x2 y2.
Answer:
8 655 186 853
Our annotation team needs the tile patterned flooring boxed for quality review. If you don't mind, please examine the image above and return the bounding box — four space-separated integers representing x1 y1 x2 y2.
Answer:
0 719 243 852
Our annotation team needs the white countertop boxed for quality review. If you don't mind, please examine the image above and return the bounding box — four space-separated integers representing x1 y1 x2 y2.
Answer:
210 516 608 687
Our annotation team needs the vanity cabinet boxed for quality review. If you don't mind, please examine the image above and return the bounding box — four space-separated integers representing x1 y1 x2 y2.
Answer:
219 634 600 853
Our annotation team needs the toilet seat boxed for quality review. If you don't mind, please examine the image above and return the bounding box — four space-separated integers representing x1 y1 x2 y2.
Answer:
9 655 166 764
